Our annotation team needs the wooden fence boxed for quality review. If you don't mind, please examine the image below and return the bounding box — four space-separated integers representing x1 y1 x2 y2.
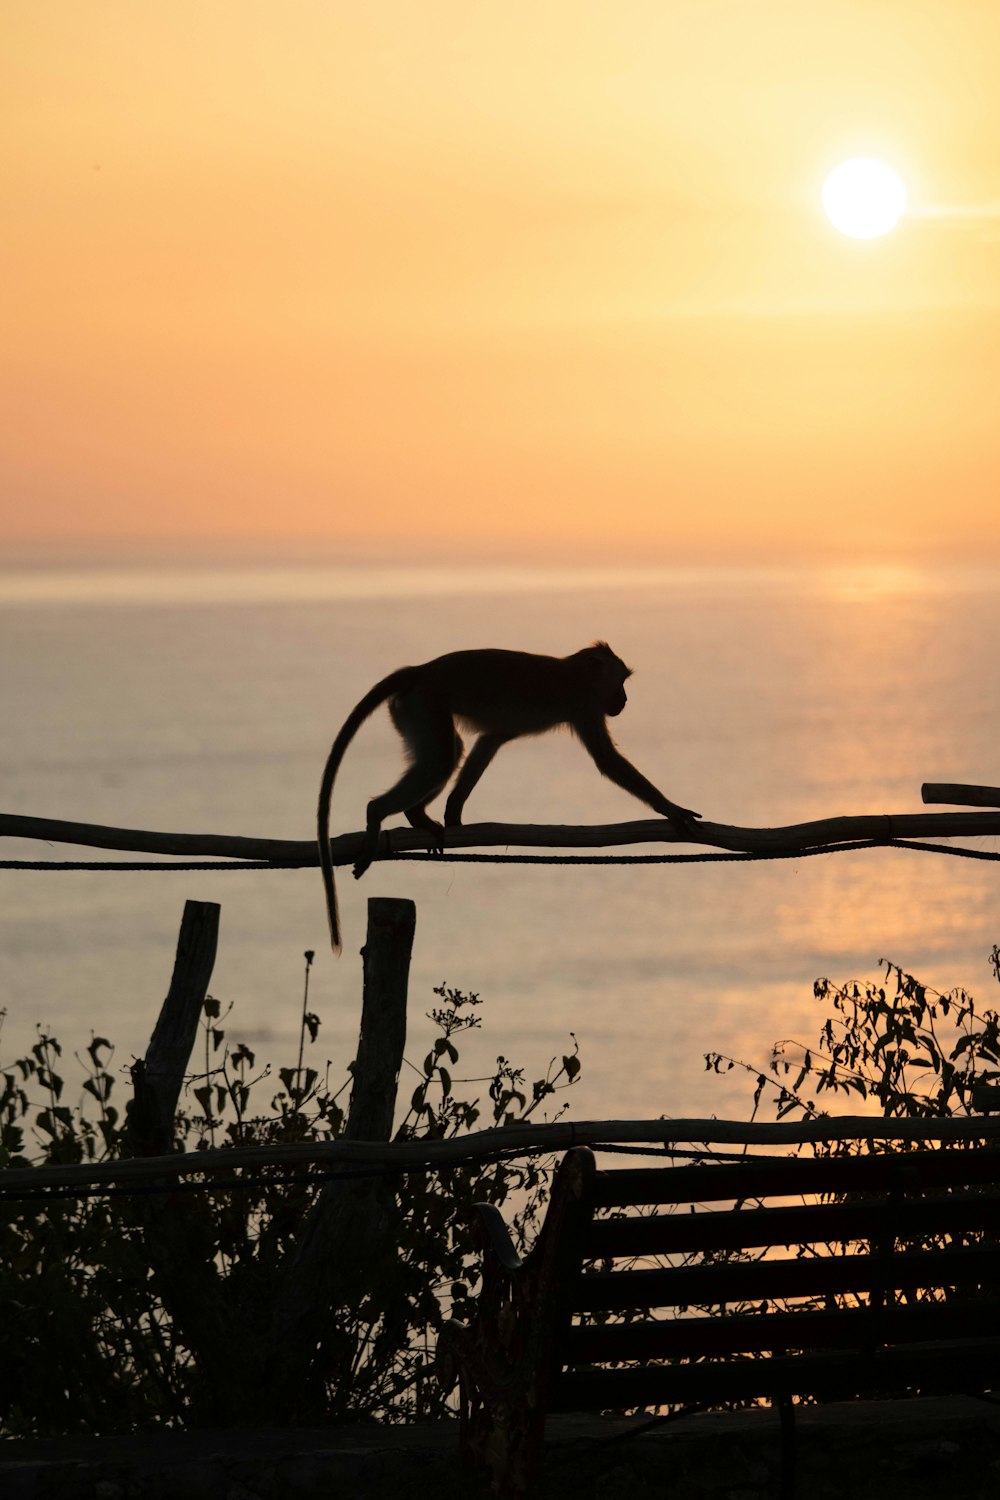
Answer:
2 778 999 1206
2 892 999 1206
3 785 999 1428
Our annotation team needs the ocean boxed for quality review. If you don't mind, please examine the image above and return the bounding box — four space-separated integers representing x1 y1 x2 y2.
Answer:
2 560 999 1126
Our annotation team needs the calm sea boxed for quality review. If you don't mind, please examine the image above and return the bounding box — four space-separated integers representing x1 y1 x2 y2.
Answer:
2 561 999 1125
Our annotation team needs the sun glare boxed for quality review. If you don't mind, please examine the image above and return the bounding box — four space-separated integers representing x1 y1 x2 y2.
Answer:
822 157 907 240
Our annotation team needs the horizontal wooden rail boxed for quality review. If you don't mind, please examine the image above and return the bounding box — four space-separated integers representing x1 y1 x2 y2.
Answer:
2 1113 999 1196
922 781 1000 808
4 807 1000 868
0 813 308 863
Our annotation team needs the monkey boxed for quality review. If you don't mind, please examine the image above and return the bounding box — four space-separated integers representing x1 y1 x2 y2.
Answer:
317 642 700 953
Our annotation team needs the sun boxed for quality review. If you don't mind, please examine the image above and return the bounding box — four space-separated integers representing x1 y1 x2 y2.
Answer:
822 157 907 239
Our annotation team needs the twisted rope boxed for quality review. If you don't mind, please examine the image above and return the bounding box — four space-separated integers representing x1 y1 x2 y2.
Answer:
2 837 999 871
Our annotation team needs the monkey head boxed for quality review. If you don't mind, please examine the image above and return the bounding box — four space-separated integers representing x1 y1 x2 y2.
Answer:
582 641 632 717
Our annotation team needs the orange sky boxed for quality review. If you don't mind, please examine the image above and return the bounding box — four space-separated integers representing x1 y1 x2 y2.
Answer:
4 1 1000 564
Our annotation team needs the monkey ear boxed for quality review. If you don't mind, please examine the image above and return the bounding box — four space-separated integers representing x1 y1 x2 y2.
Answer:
585 642 631 680
581 647 610 679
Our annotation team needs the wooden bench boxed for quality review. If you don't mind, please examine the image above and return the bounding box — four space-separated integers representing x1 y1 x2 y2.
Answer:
437 1143 1000 1497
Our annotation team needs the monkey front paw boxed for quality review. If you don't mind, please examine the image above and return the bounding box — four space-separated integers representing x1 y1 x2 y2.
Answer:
667 805 702 830
404 809 446 853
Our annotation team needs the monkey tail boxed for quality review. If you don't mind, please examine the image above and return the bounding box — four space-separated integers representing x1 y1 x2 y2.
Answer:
318 667 416 955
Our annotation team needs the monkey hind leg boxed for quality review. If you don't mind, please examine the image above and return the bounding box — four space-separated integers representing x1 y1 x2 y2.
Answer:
404 800 448 855
354 777 449 877
353 694 461 877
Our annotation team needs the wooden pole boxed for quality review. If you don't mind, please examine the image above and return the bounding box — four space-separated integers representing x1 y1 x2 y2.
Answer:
345 896 414 1140
263 896 416 1417
122 899 241 1421
0 812 302 861
922 782 1000 808
126 899 220 1155
7 1111 1000 1197
6 806 1000 866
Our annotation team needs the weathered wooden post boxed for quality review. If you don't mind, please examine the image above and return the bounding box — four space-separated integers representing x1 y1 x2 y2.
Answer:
120 894 416 1422
265 896 416 1413
127 898 220 1155
122 899 243 1418
344 896 414 1140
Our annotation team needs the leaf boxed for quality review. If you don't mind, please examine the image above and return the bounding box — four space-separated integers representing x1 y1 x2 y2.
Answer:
562 1054 581 1082
36 1067 65 1100
87 1037 112 1068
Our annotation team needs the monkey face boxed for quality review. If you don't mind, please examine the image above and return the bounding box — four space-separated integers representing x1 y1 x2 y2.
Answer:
582 641 631 717
599 669 628 716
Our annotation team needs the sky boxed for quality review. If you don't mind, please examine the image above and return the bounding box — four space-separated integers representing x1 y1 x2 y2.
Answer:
4 1 1000 565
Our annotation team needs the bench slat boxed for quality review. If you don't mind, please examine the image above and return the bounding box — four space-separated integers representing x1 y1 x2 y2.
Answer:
592 1149 1000 1208
571 1243 1000 1312
586 1191 1000 1259
565 1296 1000 1363
552 1336 1000 1411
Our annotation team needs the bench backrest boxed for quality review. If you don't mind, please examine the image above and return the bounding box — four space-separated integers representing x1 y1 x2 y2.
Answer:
537 1145 1000 1411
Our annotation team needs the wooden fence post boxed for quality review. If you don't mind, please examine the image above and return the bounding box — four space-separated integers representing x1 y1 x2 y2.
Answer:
119 895 416 1422
127 899 220 1155
123 899 244 1420
264 896 416 1415
345 896 415 1141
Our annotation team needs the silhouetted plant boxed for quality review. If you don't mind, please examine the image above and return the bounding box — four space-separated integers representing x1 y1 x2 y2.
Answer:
691 950 1000 1350
706 951 1000 1141
0 974 581 1435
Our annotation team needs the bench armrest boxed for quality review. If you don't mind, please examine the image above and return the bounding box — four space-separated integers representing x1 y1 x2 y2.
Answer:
437 1150 598 1493
473 1202 523 1274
